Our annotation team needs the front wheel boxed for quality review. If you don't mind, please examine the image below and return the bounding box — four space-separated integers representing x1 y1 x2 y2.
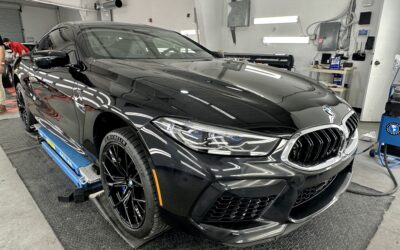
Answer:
99 127 166 238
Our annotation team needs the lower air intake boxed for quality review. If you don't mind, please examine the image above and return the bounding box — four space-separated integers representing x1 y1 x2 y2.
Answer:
202 194 276 223
294 175 337 207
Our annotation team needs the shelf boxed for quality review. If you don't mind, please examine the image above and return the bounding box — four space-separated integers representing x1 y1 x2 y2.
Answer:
310 66 355 75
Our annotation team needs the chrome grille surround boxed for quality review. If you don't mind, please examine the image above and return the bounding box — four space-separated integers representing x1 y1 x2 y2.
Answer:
281 111 358 172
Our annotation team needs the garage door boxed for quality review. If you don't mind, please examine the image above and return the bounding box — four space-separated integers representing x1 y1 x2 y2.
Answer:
0 3 24 42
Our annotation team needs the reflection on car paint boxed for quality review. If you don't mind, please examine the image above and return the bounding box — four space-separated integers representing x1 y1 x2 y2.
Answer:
140 127 167 144
177 150 203 170
180 160 206 177
222 162 241 172
125 112 154 120
148 148 171 158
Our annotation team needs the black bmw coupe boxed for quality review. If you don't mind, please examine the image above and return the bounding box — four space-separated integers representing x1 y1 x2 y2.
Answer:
14 22 358 246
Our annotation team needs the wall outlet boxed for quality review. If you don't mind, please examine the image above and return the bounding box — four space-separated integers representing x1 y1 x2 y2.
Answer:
358 29 369 36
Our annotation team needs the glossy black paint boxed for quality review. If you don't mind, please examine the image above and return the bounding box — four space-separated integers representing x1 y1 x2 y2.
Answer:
14 22 356 246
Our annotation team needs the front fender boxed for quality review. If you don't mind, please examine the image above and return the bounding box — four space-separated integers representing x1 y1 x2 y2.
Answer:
81 94 157 157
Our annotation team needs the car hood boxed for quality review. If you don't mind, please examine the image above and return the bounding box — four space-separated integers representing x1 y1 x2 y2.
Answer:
89 58 352 133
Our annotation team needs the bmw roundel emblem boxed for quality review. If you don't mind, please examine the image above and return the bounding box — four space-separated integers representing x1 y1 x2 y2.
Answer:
386 123 400 136
323 105 336 118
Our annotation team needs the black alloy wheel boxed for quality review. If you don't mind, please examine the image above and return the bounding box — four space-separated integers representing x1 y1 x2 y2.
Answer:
99 127 166 238
16 84 35 132
2 66 13 88
7 67 13 86
102 143 146 229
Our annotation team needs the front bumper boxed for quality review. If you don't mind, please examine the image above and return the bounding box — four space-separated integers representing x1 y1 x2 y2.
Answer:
138 123 355 246
191 162 352 247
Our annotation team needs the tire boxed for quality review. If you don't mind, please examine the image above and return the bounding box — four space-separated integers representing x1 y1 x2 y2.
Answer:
369 149 376 158
16 84 36 132
99 127 167 238
2 66 13 88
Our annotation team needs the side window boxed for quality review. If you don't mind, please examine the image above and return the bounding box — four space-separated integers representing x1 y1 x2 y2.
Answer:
64 46 78 65
37 35 51 50
37 27 75 51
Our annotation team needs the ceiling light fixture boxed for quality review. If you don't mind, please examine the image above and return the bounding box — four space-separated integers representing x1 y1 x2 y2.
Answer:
30 0 96 11
263 36 310 44
254 16 299 24
180 30 197 36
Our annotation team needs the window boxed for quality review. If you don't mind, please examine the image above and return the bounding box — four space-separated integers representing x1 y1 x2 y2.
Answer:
153 38 196 55
37 27 75 51
81 27 213 60
37 35 51 51
64 46 78 65
84 29 151 59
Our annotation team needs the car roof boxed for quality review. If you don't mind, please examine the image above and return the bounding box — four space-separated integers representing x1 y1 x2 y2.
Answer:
56 21 172 32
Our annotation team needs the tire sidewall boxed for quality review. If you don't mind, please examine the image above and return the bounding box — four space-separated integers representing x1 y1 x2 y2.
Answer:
16 84 34 132
7 67 13 86
99 130 157 238
2 66 12 87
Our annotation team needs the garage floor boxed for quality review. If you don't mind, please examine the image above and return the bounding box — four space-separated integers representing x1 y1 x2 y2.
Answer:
0 114 399 249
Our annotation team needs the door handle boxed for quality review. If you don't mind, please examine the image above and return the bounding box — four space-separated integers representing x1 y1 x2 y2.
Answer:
374 60 381 66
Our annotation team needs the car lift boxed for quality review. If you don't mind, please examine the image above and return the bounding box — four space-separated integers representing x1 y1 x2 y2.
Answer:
37 126 102 203
36 126 169 247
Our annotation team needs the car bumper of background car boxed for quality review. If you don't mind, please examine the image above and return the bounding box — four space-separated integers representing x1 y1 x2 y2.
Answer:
138 123 355 246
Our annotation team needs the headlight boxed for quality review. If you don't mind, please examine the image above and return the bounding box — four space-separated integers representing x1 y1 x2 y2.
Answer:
153 117 281 156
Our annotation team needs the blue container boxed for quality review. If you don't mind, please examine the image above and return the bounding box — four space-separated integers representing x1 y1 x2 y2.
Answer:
378 115 400 147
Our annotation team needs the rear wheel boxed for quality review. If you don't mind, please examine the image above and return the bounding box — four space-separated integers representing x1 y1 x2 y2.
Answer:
2 66 13 88
99 127 166 238
16 84 36 132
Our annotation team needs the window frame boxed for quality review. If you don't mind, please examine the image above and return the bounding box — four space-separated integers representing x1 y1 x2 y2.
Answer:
35 26 81 66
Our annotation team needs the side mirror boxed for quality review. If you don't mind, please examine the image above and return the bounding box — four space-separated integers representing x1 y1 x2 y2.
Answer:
33 50 70 69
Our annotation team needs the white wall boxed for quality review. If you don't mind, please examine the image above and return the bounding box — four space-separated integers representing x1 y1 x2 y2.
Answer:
194 0 224 50
79 10 99 21
361 0 400 121
194 0 383 109
112 0 197 35
347 0 383 108
59 7 82 22
218 0 350 74
21 5 59 42
58 7 99 22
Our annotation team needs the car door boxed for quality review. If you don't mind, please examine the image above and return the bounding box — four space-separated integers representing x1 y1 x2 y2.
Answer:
30 27 80 143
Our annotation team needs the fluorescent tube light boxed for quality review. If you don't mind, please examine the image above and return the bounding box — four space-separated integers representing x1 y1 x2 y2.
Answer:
180 30 197 36
254 16 299 24
31 0 95 11
263 37 309 44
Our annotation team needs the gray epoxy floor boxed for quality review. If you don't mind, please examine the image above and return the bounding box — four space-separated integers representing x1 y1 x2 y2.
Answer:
355 123 400 250
0 141 63 249
0 114 399 249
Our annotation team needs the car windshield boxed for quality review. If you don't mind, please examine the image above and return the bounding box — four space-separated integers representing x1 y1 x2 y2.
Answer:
81 27 213 60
